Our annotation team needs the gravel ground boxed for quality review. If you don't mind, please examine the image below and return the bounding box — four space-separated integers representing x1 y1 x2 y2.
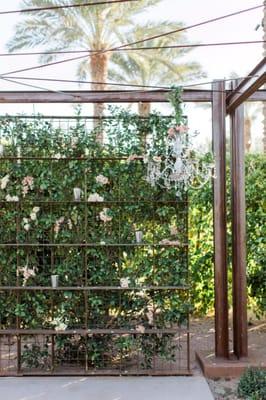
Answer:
190 317 266 400
208 378 239 400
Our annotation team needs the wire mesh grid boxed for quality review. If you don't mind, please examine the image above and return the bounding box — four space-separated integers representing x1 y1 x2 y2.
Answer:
0 330 190 376
0 115 190 375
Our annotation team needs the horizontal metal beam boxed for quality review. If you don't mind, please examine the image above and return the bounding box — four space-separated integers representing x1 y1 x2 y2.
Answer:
227 57 266 113
0 89 265 104
249 89 266 101
0 89 212 103
0 243 188 247
0 285 189 291
0 328 184 335
0 370 192 377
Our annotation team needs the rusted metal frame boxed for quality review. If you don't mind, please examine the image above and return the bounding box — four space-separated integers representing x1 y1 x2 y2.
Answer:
1 156 215 162
16 201 21 373
51 335 55 372
1 92 197 375
0 155 210 161
0 243 189 247
0 370 193 377
49 200 55 373
184 192 190 372
84 164 89 372
212 81 229 359
0 89 265 104
0 156 138 160
0 286 189 291
249 89 266 101
151 201 156 372
0 328 185 335
0 89 212 103
230 83 248 359
0 115 173 120
226 57 266 113
0 200 189 204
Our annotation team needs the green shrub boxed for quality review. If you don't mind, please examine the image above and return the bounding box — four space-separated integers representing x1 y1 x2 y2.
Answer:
245 154 266 316
238 368 266 399
189 154 266 316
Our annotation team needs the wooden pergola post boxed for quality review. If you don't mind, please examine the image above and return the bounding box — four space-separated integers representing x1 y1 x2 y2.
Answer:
230 83 248 359
226 60 265 359
212 80 229 359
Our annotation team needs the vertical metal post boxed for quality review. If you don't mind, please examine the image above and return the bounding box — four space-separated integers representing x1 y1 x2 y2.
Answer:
230 84 248 359
212 81 229 358
51 335 55 372
84 163 89 373
17 335 21 374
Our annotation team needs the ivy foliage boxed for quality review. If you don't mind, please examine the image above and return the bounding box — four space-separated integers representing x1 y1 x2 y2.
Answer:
0 89 194 370
189 153 266 316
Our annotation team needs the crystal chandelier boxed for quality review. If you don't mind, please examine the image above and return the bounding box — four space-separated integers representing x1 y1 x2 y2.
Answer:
146 124 214 197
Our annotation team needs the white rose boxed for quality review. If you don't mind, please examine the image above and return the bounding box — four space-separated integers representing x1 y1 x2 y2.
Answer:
96 174 109 185
24 223 30 231
88 193 104 202
54 153 62 159
30 213 37 221
99 208 112 223
120 277 130 288
1 174 9 190
67 219 73 230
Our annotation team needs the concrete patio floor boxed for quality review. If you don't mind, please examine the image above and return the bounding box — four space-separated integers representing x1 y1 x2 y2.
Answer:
0 376 214 400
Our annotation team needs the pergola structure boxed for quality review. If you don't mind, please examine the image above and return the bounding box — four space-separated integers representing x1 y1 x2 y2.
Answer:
0 57 265 375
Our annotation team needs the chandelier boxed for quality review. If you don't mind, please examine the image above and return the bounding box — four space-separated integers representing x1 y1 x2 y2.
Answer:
146 124 214 197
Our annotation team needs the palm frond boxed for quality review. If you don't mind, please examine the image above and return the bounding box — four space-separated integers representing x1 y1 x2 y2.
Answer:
8 0 205 89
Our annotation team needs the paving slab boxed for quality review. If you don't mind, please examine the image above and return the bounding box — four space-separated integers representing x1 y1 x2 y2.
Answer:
0 376 213 400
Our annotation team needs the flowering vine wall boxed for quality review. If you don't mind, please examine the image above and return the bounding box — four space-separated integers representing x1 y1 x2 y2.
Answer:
0 98 194 373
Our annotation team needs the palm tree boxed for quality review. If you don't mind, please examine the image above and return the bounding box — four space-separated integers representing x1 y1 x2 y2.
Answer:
108 22 204 116
108 22 204 149
8 1 160 128
8 1 204 141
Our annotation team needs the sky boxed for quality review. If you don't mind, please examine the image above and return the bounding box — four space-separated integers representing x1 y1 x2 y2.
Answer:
0 0 264 150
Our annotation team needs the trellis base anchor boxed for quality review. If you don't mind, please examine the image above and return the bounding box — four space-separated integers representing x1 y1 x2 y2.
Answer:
196 350 266 379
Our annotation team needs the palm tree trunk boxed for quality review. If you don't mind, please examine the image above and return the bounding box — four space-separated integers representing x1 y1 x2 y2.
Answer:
263 4 266 153
244 115 252 152
138 102 151 116
138 102 151 150
90 52 110 144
